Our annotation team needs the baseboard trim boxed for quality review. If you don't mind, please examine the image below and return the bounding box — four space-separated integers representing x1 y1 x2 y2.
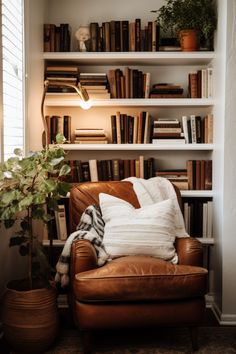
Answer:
211 301 236 325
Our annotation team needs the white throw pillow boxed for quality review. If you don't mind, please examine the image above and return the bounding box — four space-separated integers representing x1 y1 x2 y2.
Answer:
99 193 178 264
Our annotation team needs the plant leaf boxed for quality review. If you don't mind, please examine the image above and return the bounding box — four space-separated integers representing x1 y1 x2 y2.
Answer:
14 148 23 156
50 156 64 166
59 164 71 177
19 244 29 256
56 133 66 144
4 219 15 229
9 236 27 247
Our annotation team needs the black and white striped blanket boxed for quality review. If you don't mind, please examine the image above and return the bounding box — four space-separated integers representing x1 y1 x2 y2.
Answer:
55 204 109 287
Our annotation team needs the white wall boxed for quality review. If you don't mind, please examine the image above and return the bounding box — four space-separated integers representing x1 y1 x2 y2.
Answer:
221 0 236 323
25 0 46 152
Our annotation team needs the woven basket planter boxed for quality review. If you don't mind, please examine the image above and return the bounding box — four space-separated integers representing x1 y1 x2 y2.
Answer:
2 279 59 353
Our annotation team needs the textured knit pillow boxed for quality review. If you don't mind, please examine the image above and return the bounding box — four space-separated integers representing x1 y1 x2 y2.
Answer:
99 193 178 264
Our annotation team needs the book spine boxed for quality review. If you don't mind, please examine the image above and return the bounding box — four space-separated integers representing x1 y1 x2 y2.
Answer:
110 21 116 52
188 72 198 98
190 115 197 143
122 21 129 51
207 68 213 98
44 24 51 52
182 116 189 144
111 115 117 143
135 19 141 51
129 22 135 51
115 21 121 51
55 205 67 241
90 22 99 52
89 160 98 182
116 111 121 144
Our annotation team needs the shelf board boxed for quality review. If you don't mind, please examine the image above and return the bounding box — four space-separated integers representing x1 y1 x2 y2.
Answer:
43 51 215 66
181 190 213 197
45 96 214 107
53 143 214 151
42 239 65 246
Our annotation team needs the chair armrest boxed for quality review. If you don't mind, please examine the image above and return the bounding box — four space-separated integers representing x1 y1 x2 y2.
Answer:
70 239 98 277
175 237 203 267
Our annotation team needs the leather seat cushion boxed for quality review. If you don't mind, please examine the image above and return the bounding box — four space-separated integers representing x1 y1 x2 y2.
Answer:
74 255 208 302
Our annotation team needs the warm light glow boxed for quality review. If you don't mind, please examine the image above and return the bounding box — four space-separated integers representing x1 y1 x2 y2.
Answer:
80 99 92 110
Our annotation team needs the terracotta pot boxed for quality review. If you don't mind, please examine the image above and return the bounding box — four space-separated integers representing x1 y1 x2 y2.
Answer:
179 29 199 51
2 279 59 353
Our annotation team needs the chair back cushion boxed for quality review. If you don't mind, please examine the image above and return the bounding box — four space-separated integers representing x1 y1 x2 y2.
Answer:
69 181 140 232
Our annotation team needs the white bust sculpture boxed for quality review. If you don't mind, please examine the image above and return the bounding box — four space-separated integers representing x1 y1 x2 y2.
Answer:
75 26 90 52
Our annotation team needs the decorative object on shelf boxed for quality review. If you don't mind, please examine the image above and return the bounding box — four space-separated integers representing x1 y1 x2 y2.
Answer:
152 0 217 51
75 26 91 52
0 140 71 353
41 80 91 147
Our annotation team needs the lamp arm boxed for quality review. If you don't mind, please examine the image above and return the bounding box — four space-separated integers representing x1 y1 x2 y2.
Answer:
41 80 50 148
41 80 90 148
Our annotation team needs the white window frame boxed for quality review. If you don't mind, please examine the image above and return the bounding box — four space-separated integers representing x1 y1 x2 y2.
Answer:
0 0 26 161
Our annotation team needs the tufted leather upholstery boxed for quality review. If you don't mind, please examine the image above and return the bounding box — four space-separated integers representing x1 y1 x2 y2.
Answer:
69 181 208 353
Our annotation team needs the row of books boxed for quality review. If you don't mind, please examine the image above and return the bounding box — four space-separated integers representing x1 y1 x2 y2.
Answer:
188 68 213 98
46 114 213 146
156 160 212 191
182 114 213 144
152 114 213 144
187 160 212 190
111 111 152 144
44 23 71 52
65 157 155 183
46 115 71 144
49 196 213 241
183 198 213 238
89 19 160 52
156 170 188 190
149 83 184 98
108 68 150 99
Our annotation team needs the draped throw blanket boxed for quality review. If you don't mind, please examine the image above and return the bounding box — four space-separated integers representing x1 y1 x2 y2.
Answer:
55 204 109 287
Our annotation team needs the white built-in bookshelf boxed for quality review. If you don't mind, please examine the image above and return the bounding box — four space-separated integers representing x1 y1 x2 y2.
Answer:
26 0 236 324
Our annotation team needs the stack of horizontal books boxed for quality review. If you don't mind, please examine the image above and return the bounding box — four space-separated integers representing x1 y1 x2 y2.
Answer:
74 128 108 144
152 118 185 144
45 63 79 92
149 83 184 98
79 73 110 99
156 170 188 190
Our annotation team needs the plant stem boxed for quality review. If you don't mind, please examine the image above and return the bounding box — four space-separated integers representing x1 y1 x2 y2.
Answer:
28 207 33 290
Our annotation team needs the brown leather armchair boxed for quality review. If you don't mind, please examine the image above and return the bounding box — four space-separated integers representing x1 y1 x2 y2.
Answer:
69 181 208 354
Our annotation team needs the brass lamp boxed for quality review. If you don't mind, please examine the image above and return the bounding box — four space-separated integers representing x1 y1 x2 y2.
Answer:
41 80 91 147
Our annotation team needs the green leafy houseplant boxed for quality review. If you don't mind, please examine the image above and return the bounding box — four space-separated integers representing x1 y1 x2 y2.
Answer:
152 0 217 49
0 135 71 290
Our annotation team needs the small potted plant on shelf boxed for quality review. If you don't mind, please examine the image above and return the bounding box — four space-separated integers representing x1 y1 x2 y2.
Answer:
0 134 71 354
152 0 217 51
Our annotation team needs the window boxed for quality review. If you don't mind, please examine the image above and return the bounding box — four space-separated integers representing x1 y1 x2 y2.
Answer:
0 0 25 161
